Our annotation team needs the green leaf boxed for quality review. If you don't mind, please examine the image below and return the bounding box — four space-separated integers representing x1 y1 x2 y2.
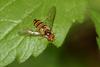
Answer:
52 0 87 47
0 0 87 66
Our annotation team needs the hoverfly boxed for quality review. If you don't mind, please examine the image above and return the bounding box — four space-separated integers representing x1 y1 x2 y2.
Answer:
26 6 56 41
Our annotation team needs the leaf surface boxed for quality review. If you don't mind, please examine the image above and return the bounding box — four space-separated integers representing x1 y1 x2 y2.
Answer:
0 0 87 66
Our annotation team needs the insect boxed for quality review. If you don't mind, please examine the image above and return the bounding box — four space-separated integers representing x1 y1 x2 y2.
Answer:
26 6 56 41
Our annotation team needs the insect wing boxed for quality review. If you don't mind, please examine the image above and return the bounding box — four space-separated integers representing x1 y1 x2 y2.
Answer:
44 6 56 30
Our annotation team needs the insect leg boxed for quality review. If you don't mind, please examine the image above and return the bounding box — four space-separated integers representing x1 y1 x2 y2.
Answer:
26 30 41 36
19 28 41 36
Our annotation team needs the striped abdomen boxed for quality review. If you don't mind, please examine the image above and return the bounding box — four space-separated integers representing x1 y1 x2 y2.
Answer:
33 19 55 41
33 19 43 29
33 19 50 35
